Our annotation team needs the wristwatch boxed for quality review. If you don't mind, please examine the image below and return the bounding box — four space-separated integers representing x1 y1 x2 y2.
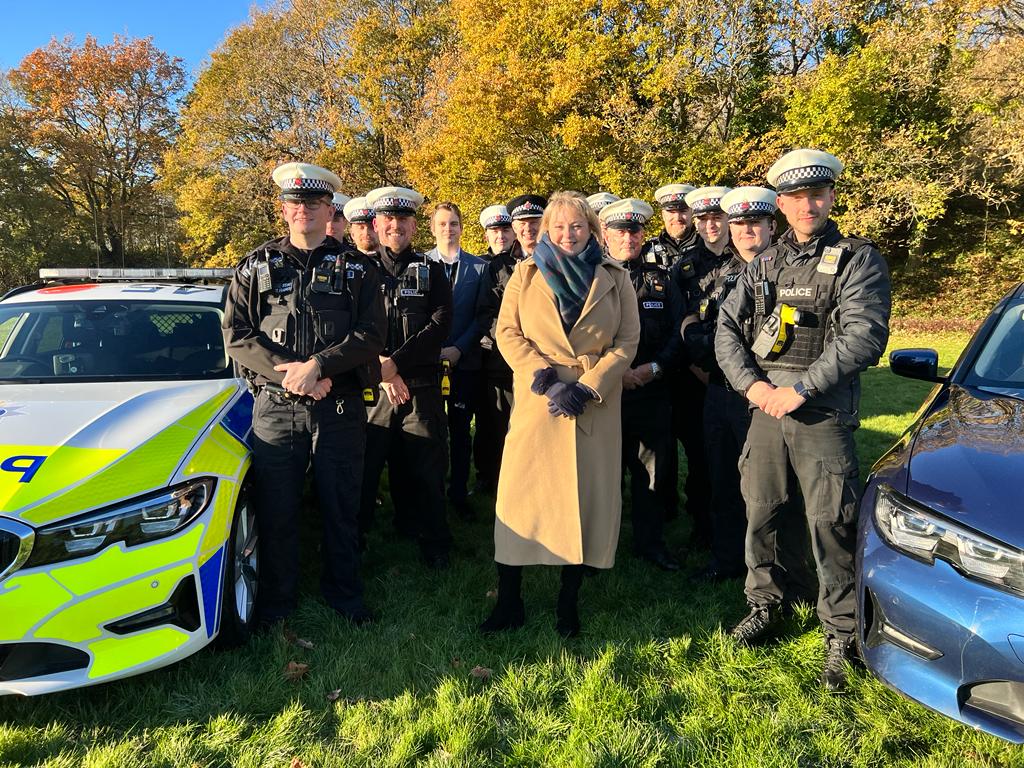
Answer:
793 380 817 400
650 361 663 380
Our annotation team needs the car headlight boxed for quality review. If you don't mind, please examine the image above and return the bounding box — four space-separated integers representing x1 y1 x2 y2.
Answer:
24 478 215 568
874 484 1024 597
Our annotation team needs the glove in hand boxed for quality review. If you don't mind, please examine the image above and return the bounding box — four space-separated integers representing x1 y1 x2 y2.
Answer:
531 367 559 395
546 381 593 418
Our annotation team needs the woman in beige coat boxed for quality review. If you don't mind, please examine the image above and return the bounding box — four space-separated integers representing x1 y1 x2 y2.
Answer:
481 191 641 637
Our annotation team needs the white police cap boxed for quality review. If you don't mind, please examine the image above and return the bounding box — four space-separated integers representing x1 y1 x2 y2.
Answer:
767 149 843 194
479 205 512 229
685 186 732 216
272 162 342 198
343 196 375 224
654 184 696 210
331 192 352 214
599 198 654 230
587 192 620 213
366 186 424 215
720 186 778 220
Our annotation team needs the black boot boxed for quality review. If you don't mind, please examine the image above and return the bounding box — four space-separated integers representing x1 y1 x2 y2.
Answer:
729 603 783 646
822 633 855 692
479 563 525 633
556 565 585 638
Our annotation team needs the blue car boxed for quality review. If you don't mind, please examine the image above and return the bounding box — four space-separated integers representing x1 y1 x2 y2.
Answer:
857 282 1024 743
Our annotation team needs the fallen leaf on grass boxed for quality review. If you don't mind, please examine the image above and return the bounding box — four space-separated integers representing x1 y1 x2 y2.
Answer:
485 589 498 599
290 758 307 768
327 689 342 702
451 657 462 668
470 665 493 680
283 661 309 682
284 630 315 650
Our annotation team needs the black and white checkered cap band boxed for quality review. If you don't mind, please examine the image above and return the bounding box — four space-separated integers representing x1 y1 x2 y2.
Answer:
333 202 346 212
373 197 416 211
484 213 513 227
348 207 375 221
662 193 687 202
605 211 648 224
691 197 723 213
775 165 836 188
282 177 334 193
727 200 776 217
511 202 544 218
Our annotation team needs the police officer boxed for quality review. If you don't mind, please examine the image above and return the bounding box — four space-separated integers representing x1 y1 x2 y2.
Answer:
716 150 891 691
683 187 772 582
587 192 620 245
655 184 726 548
343 196 380 257
359 186 454 569
327 191 351 240
649 184 697 270
507 194 547 258
223 162 385 626
601 198 684 571
473 204 521 495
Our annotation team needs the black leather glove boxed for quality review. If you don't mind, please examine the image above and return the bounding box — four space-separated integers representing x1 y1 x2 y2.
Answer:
546 382 594 418
531 367 559 395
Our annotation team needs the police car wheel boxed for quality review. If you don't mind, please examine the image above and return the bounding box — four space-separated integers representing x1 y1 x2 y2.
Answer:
216 484 258 648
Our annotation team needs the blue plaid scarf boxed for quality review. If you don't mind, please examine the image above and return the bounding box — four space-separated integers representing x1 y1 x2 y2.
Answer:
532 234 604 331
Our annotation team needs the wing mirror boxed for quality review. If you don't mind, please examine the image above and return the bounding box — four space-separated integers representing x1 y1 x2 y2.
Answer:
889 348 944 382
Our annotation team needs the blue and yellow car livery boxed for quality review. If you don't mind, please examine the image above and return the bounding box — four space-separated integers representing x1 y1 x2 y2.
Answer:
0 275 256 695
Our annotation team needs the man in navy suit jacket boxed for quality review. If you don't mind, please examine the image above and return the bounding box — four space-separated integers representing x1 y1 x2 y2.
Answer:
427 202 488 518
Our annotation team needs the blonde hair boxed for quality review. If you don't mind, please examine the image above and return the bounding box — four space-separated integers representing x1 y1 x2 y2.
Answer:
540 191 603 247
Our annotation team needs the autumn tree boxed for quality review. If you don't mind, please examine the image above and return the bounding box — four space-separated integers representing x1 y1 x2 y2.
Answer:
163 0 450 265
6 35 185 267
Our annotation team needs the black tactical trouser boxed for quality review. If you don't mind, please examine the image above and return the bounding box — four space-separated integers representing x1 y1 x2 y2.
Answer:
445 368 476 506
360 386 452 558
473 373 513 492
740 407 860 637
671 368 712 541
621 393 675 556
703 381 749 574
251 390 367 620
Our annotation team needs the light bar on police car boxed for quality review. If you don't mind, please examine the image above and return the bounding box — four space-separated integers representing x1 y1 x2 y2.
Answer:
39 268 234 280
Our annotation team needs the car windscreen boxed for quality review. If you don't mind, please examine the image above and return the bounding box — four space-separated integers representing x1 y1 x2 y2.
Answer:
0 300 231 383
964 298 1024 391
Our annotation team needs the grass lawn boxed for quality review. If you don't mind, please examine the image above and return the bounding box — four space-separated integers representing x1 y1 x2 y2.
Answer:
5 329 1022 767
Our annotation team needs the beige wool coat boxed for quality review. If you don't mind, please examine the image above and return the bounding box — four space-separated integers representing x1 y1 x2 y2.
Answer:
494 256 641 568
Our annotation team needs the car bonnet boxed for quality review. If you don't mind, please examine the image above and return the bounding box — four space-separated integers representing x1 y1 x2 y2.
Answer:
0 380 240 526
907 384 1024 548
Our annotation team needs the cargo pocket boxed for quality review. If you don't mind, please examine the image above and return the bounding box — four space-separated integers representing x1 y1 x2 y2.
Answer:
815 454 861 524
737 442 753 504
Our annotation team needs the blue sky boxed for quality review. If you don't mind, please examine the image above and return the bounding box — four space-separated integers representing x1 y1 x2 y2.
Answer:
0 1 263 78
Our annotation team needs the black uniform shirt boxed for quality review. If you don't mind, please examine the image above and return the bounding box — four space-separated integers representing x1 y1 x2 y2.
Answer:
626 251 685 374
377 244 452 381
715 220 891 415
474 242 523 377
223 234 386 390
683 246 747 375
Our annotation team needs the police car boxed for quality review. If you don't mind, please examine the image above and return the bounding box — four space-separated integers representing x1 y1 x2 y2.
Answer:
0 269 256 695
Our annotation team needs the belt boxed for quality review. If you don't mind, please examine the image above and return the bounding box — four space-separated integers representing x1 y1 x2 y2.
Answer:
260 384 354 410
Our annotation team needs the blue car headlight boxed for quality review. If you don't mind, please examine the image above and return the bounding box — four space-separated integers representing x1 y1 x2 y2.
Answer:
874 484 1024 597
23 477 216 568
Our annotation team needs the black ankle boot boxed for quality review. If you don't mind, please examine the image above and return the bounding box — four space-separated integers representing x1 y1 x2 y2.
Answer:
480 563 525 633
556 565 584 638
